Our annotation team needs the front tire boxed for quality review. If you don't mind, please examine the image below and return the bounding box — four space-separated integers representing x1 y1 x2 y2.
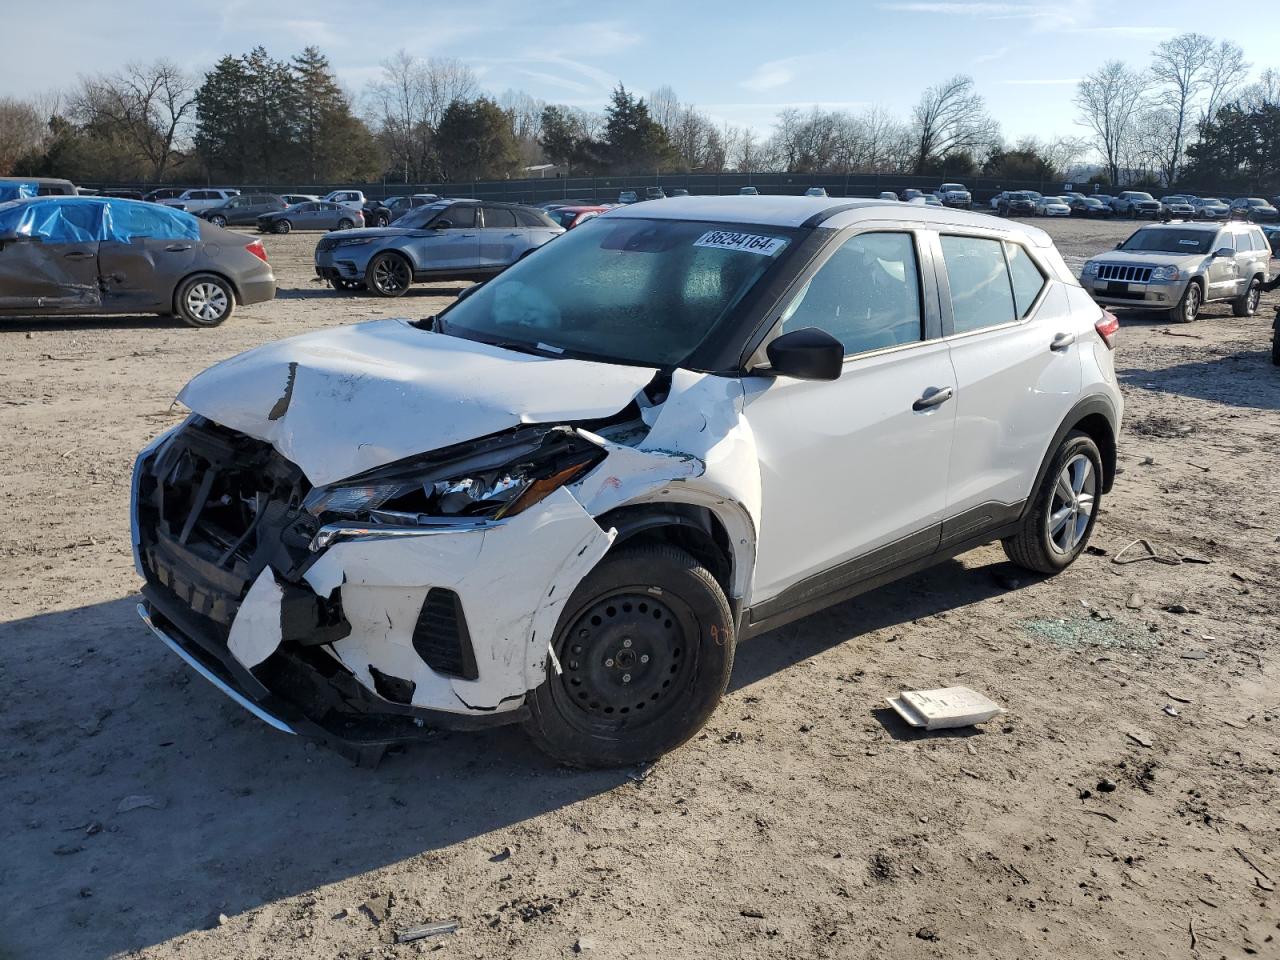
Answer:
1172 280 1202 323
524 544 735 768
1232 278 1261 317
175 274 235 328
366 252 412 297
273 220 291 234
1002 431 1103 575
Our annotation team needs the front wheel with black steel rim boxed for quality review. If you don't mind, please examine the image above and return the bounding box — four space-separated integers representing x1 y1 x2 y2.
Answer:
366 251 412 297
524 544 735 768
1232 278 1261 317
1172 280 1201 323
175 274 235 328
1002 431 1103 575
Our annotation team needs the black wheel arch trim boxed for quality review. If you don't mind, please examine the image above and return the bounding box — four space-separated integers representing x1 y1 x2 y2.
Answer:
1023 395 1119 511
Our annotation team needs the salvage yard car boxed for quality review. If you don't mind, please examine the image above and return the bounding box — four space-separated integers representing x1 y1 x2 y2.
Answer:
1110 191 1161 218
933 182 972 208
198 193 287 227
314 199 562 295
0 196 274 326
1081 221 1272 322
257 200 362 234
132 195 1122 767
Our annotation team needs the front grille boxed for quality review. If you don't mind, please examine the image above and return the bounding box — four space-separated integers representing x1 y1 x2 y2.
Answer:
316 238 338 253
1097 263 1153 283
137 420 318 638
412 588 478 680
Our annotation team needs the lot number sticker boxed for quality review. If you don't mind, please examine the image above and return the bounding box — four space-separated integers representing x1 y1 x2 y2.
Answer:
694 230 787 256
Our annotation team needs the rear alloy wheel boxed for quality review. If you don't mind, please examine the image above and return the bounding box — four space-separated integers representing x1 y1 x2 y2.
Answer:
525 545 735 768
1172 281 1202 323
366 252 412 297
209 215 228 228
273 220 291 234
1003 431 1103 574
175 274 235 328
337 218 354 230
1232 278 1261 317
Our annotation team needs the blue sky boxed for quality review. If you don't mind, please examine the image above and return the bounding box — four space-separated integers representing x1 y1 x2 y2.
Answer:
3 0 1276 142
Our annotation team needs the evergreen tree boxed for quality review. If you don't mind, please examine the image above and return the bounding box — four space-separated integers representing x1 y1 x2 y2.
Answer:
436 97 521 181
602 85 675 175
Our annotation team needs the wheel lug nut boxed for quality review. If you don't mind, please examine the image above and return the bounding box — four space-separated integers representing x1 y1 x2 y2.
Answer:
623 638 633 648
605 658 614 667
640 654 649 663
622 674 631 683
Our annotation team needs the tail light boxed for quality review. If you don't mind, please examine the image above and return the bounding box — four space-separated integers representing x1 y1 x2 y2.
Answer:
1095 310 1119 349
245 239 268 263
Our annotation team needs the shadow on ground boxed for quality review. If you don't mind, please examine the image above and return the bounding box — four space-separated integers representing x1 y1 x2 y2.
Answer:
0 555 1017 959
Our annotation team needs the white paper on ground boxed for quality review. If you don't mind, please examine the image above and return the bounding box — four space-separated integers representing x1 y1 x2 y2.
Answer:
887 686 1006 730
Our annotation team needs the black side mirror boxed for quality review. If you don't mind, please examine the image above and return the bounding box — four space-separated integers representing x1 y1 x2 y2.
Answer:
763 327 844 381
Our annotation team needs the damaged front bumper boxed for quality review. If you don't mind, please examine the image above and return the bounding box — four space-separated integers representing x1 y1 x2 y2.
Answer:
131 419 613 749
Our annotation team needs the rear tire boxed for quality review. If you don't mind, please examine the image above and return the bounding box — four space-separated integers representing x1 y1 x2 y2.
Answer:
175 274 235 328
524 544 735 768
273 220 291 235
1171 280 1202 323
1232 278 1261 317
337 218 354 230
210 215 227 228
1272 318 1280 366
366 252 412 297
1002 431 1103 575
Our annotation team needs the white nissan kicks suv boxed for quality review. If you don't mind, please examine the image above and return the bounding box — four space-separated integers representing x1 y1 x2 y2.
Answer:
131 197 1123 767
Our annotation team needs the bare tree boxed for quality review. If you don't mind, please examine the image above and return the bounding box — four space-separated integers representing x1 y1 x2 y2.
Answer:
1239 67 1280 110
910 75 999 172
366 51 479 181
499 89 547 165
1075 61 1148 185
1149 33 1214 184
0 97 49 175
71 60 195 180
1202 40 1250 122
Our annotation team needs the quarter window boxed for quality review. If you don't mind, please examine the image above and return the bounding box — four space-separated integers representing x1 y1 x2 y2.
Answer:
780 231 923 356
1005 242 1046 317
940 235 1017 334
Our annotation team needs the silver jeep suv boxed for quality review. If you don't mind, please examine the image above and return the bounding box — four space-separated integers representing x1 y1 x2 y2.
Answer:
1082 222 1272 322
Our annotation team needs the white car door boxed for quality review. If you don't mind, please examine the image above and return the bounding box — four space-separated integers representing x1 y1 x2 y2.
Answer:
934 232 1082 533
744 228 957 605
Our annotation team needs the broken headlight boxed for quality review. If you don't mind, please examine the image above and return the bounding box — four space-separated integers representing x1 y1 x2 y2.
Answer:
303 428 603 523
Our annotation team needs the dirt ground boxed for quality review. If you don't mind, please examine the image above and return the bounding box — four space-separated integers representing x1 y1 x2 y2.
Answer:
1 216 1277 960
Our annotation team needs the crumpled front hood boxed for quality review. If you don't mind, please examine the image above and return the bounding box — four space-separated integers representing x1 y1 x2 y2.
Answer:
177 319 658 486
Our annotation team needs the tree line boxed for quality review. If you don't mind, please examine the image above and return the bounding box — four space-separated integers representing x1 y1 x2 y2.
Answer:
1074 33 1279 192
1 38 1273 189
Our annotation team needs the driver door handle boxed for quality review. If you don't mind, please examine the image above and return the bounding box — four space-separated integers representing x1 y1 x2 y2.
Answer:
912 386 954 411
1050 332 1077 351
164 243 192 252
63 251 95 260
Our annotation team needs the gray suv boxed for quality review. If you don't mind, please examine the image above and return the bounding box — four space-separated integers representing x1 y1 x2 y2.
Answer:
199 194 287 227
314 199 563 296
1110 191 1162 218
1081 222 1272 322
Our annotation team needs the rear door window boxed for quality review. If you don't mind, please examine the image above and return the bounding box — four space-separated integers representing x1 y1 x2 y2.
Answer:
1004 242 1046 317
940 235 1017 334
780 231 924 356
482 207 517 229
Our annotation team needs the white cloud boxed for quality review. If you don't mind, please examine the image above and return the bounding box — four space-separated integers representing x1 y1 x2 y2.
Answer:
575 22 643 54
972 45 1008 65
741 57 802 92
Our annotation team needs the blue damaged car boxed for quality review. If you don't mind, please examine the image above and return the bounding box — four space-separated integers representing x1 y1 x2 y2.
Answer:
313 198 563 296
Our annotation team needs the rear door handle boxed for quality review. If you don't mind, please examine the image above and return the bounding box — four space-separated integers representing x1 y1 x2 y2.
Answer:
1050 332 1077 351
63 251 94 261
912 386 954 411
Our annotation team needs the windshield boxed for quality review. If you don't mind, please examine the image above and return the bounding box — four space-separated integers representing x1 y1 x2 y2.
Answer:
941 184 964 191
396 202 452 229
438 217 801 367
548 209 580 227
1127 193 1154 201
1120 228 1214 254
